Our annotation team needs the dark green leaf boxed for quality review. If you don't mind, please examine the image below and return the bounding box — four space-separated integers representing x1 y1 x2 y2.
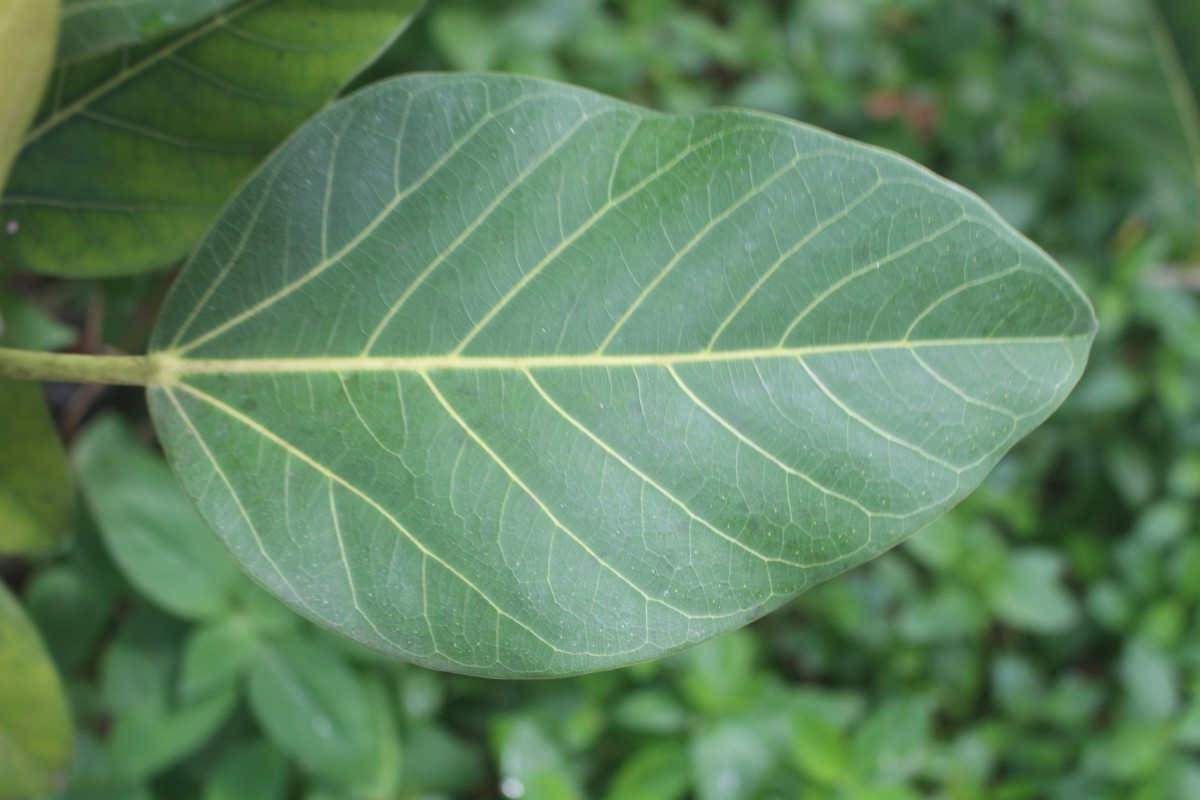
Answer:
1 0 422 276
147 73 1095 676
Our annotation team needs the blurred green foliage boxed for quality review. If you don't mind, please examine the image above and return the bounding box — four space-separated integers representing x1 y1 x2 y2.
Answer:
2 0 1199 798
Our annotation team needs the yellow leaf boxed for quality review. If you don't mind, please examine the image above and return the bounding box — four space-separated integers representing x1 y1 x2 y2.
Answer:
0 581 73 798
0 0 59 191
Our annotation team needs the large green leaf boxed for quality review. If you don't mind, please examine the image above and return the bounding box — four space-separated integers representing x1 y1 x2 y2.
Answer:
0 0 59 191
0 581 73 798
58 0 241 63
145 74 1096 677
0 0 422 277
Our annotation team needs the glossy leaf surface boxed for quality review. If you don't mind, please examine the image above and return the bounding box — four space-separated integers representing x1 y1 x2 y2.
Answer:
148 74 1096 677
0 0 421 277
0 582 73 798
58 0 240 63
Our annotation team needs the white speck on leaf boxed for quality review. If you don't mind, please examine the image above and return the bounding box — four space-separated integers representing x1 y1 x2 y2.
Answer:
4 220 18 235
500 778 525 798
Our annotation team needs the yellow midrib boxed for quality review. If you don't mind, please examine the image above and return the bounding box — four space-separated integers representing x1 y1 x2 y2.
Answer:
149 334 1087 383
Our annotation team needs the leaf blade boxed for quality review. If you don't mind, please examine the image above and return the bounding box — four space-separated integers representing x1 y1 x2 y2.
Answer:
148 74 1096 677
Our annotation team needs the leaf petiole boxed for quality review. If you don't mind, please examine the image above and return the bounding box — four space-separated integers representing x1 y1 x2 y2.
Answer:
0 346 157 386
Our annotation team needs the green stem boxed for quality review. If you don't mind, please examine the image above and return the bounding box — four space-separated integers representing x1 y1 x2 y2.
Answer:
0 347 156 386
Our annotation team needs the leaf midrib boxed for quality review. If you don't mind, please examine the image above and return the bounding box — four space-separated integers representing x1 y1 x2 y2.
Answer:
151 335 1089 382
